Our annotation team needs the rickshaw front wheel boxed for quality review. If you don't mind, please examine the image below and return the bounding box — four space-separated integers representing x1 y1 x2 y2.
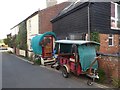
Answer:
62 67 69 78
87 79 94 86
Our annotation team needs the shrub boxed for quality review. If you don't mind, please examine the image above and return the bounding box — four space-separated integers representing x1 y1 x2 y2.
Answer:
7 51 13 54
90 32 100 51
34 59 41 65
97 68 106 83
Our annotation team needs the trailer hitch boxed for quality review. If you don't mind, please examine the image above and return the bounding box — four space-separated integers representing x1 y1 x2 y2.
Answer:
86 56 101 86
87 69 99 86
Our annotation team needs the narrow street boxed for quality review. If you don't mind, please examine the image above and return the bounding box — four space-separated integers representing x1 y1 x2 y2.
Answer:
2 52 107 88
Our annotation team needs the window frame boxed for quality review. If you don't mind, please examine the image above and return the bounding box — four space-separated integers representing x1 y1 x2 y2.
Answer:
108 34 114 46
111 2 120 30
29 38 33 51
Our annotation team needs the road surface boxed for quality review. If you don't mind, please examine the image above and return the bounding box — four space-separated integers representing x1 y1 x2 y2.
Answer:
2 52 108 88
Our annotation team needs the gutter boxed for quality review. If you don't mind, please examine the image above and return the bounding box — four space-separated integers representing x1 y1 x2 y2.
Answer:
87 1 91 41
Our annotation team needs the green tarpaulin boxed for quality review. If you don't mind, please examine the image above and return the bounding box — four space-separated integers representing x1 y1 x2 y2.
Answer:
78 45 98 71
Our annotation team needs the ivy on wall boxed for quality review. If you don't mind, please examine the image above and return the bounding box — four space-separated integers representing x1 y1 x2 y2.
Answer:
12 35 17 48
90 32 100 51
15 21 27 50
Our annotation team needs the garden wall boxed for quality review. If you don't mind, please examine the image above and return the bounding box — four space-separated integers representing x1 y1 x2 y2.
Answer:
98 56 119 80
19 49 26 57
7 47 14 53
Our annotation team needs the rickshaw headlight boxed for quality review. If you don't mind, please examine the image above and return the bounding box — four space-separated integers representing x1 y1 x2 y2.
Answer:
96 73 99 79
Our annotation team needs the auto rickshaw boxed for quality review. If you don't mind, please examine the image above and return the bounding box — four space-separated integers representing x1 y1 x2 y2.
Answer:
51 40 100 85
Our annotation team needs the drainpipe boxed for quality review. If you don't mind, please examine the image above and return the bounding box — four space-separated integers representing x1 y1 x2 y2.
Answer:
87 1 91 41
38 9 41 34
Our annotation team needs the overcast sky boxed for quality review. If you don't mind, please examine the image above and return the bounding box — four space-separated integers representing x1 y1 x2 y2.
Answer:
0 0 67 39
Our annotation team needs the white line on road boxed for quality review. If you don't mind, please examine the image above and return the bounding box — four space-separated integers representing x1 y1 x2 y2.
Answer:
11 54 34 64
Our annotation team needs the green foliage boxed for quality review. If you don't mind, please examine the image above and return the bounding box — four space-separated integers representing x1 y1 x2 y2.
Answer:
3 21 27 50
3 38 8 45
16 21 27 50
34 59 41 65
11 35 17 48
90 32 100 43
3 37 13 47
90 32 100 51
97 68 106 83
15 35 20 48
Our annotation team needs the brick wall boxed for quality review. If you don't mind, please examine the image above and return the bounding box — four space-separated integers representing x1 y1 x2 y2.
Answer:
99 34 120 54
39 2 70 34
98 56 119 80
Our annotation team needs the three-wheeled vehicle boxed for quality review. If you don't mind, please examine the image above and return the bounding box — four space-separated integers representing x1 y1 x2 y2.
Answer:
51 40 100 85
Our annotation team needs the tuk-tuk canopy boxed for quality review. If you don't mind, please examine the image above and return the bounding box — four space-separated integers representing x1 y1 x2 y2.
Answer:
55 40 100 71
31 32 57 55
55 40 100 45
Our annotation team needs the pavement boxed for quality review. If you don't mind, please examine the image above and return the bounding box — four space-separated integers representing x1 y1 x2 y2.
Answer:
2 52 115 89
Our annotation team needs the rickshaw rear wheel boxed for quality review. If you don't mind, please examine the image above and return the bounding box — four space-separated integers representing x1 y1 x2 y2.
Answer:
87 79 94 86
56 66 60 70
51 64 54 68
62 67 69 78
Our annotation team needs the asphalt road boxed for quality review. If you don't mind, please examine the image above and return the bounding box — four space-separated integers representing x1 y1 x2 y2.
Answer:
2 52 107 88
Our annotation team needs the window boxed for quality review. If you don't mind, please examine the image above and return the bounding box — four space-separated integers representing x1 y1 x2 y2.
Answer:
117 5 120 20
108 34 114 46
111 3 115 17
111 2 120 29
29 39 32 50
69 33 86 40
117 4 120 28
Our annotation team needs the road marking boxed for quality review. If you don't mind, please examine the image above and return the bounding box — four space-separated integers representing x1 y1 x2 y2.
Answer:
11 54 34 64
11 54 60 72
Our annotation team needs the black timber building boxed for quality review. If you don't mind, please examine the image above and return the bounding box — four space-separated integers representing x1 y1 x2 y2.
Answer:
51 1 120 54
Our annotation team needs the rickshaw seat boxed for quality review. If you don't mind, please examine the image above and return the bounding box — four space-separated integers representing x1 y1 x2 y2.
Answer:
69 58 75 62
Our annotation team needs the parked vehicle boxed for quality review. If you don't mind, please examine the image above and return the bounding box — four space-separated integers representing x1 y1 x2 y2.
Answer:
51 40 100 85
0 45 8 50
31 32 57 65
